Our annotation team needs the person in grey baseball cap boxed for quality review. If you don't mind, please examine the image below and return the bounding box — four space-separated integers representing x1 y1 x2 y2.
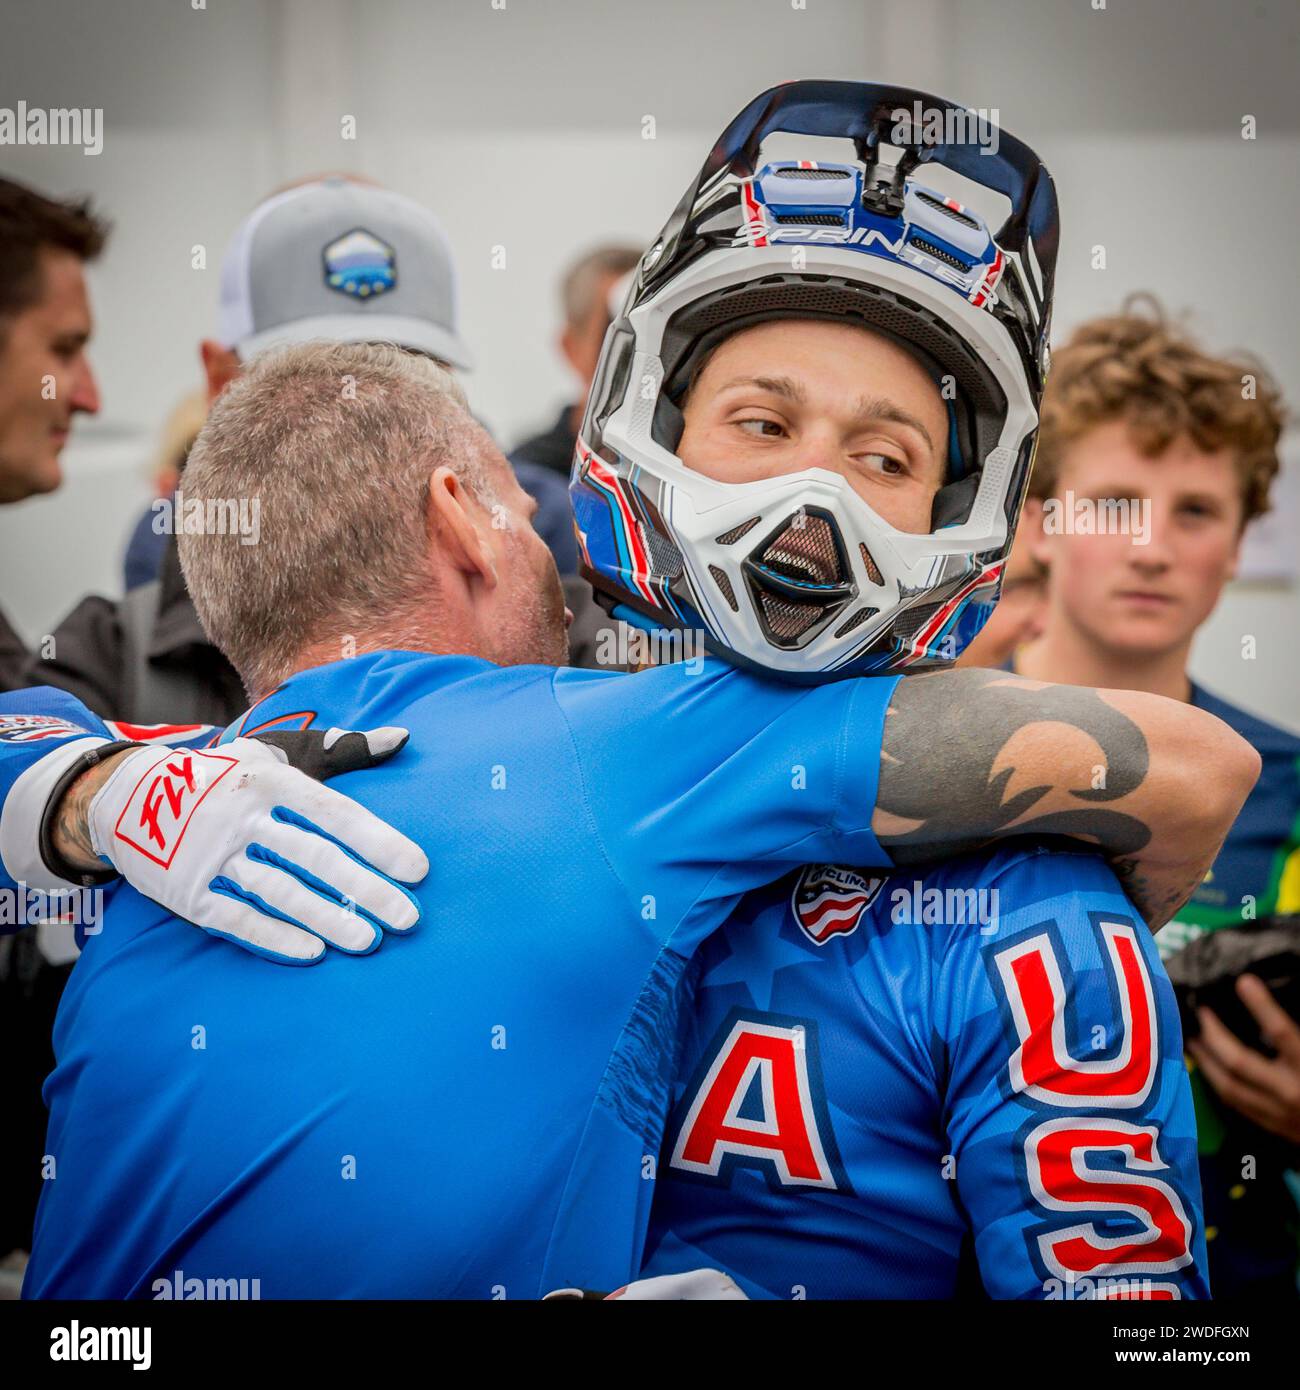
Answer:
194 176 576 579
212 175 473 373
27 174 589 727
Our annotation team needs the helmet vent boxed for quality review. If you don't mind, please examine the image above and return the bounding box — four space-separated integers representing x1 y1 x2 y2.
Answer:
892 602 939 643
761 513 844 586
834 606 879 639
907 235 972 272
757 589 827 641
715 516 760 545
859 543 883 587
638 522 684 579
915 191 980 230
771 212 843 226
773 167 850 181
708 565 738 611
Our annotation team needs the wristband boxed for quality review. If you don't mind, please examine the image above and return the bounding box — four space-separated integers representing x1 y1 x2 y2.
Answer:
38 740 144 888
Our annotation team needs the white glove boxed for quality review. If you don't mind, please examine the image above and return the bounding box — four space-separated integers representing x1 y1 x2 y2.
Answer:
80 730 428 963
544 1269 749 1300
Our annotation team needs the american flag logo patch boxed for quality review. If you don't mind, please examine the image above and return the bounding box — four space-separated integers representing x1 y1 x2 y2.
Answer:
791 864 885 945
0 714 90 743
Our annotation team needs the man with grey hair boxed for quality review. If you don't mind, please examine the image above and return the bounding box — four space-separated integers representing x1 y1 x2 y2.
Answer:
23 174 586 717
181 344 567 692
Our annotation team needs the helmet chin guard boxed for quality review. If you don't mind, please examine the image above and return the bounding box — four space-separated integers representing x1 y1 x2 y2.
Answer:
571 80 1058 678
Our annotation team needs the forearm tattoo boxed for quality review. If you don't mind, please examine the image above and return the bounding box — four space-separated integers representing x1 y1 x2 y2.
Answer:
877 669 1153 865
53 764 106 871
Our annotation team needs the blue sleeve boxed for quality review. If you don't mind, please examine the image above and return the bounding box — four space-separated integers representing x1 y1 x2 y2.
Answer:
0 686 113 743
551 662 900 948
0 688 215 907
937 844 1209 1301
0 687 115 910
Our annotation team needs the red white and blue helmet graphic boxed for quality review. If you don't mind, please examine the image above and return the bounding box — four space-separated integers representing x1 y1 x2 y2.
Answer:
571 80 1058 678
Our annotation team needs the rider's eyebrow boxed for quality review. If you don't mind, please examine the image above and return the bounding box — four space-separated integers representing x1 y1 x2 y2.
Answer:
849 396 936 452
715 376 938 455
715 374 807 404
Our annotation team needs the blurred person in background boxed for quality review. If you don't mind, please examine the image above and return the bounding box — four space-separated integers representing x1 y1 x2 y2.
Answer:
1013 298 1300 1298
955 525 1048 669
0 177 106 693
510 243 642 480
120 390 206 592
507 245 642 580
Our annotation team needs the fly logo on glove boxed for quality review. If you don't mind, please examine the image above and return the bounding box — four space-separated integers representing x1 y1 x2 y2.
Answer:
76 731 430 963
116 749 238 868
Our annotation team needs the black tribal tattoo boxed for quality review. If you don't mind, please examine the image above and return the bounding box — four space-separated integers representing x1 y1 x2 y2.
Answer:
877 669 1153 865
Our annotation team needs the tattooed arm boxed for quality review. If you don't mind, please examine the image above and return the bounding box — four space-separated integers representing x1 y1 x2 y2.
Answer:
49 751 118 871
872 669 1260 931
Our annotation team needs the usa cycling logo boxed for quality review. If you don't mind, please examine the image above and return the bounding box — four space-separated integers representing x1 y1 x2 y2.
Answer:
0 714 89 743
792 864 884 944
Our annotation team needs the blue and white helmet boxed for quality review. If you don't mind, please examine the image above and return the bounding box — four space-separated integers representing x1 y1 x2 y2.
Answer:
572 81 1059 676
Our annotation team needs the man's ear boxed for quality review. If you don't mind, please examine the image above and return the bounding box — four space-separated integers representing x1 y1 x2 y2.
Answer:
428 466 498 588
200 340 241 403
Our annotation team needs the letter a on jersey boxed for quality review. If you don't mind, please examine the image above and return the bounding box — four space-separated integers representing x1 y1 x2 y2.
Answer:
670 1015 842 1190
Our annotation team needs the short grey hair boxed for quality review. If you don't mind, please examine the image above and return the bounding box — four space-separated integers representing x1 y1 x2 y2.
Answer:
179 340 494 696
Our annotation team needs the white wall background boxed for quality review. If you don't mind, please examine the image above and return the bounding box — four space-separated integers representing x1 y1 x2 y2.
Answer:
0 0 1296 727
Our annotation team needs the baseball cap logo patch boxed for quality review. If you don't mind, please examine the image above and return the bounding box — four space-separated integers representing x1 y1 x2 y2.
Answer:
322 227 396 299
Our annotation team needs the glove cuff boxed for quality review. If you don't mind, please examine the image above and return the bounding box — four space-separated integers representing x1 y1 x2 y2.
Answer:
39 740 145 888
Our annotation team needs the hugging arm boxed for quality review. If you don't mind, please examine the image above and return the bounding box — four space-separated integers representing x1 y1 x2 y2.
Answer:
0 688 428 963
872 669 1260 931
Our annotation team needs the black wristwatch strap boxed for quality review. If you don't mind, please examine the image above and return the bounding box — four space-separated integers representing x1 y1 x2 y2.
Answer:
39 740 145 888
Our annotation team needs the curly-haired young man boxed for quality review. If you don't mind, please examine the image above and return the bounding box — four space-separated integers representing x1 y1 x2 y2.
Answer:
1015 298 1299 1298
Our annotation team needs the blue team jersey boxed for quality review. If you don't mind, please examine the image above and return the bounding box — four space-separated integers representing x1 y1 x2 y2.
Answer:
642 843 1208 1300
8 653 900 1299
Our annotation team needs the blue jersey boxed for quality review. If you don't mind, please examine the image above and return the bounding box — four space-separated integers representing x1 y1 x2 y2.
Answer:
642 843 1208 1300
11 652 899 1298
